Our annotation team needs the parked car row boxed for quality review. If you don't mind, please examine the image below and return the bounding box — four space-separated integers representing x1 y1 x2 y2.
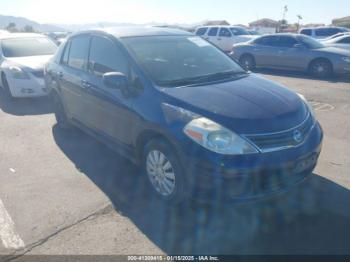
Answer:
0 27 325 204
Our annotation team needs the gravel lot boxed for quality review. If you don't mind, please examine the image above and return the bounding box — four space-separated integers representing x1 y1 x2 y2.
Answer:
0 70 350 258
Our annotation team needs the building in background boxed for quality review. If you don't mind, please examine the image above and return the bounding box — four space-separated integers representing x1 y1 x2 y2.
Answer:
203 20 230 26
249 18 278 34
332 16 350 28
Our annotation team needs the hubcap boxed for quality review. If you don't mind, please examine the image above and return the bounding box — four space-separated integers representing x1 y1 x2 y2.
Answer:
315 64 324 73
146 150 175 196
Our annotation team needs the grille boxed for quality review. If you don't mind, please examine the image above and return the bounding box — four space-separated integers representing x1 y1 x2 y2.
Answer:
244 114 315 152
31 70 44 78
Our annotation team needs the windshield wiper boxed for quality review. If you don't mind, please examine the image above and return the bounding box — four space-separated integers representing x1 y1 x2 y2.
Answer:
159 70 247 87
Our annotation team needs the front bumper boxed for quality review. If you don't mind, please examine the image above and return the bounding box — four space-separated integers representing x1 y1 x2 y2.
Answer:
333 61 350 75
6 74 49 98
178 122 323 202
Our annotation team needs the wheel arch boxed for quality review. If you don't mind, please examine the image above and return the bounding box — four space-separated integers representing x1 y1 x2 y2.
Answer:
135 129 179 164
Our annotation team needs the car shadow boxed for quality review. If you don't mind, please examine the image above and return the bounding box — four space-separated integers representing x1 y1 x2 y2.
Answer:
253 68 350 84
52 125 350 255
0 89 54 116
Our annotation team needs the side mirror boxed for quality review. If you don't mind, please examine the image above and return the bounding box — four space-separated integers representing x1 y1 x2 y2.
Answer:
103 72 128 90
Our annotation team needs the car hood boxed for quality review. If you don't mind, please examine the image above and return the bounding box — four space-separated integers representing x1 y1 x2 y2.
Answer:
161 74 308 134
318 46 350 56
5 55 53 71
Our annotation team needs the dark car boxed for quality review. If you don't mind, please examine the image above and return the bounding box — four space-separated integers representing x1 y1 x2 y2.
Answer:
232 34 350 78
45 27 323 204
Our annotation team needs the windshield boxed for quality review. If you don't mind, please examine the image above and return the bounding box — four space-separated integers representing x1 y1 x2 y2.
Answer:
1 37 57 57
297 35 325 49
122 35 245 87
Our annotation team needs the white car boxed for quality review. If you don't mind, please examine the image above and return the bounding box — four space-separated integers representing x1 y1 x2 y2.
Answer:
322 35 350 50
195 26 257 52
0 33 57 98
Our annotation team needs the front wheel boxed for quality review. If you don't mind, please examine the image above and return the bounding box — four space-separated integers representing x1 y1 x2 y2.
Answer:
239 54 256 71
143 139 190 204
309 59 333 78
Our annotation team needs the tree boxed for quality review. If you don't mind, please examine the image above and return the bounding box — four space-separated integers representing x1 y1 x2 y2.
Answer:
6 22 18 32
23 25 34 32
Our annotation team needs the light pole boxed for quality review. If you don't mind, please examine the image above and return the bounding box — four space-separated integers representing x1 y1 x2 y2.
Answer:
297 15 303 32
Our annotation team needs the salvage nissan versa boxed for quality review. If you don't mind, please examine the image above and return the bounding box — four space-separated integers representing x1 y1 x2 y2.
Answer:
45 27 323 204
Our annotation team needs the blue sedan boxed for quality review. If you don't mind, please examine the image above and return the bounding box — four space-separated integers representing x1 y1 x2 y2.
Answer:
45 27 323 204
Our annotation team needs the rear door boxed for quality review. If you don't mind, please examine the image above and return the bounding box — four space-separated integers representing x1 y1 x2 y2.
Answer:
82 35 135 146
217 27 233 52
58 35 92 125
252 35 281 67
205 27 220 48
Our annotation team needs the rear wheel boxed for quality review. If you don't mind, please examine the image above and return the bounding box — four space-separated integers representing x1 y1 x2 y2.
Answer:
309 59 333 78
239 54 256 71
52 93 72 130
143 139 189 205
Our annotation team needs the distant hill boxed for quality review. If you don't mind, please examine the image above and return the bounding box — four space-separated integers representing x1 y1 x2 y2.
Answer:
0 14 206 33
0 14 65 32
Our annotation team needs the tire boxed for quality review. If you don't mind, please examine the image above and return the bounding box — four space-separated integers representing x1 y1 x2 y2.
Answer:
143 138 190 204
52 92 72 130
1 74 14 99
239 54 256 71
309 59 333 78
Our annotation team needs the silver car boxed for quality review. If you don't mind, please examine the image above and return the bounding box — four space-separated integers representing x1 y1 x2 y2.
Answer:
323 35 350 51
232 34 350 78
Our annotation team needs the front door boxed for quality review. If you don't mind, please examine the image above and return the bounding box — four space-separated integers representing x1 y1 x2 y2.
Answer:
81 35 135 147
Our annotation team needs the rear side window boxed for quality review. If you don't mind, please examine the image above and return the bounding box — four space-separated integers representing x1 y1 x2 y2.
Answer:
196 28 208 36
300 29 312 36
219 28 232 37
88 36 128 76
208 27 218 36
67 35 90 70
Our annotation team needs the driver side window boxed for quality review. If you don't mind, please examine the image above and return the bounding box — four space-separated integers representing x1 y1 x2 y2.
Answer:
88 36 128 77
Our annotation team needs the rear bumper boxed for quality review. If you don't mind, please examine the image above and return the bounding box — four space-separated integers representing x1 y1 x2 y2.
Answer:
179 122 323 203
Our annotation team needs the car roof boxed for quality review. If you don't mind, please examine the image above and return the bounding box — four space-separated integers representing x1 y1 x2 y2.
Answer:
71 26 192 39
0 33 48 40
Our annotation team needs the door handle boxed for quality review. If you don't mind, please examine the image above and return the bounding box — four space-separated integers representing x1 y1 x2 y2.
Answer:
58 72 64 78
81 80 91 89
217 38 222 41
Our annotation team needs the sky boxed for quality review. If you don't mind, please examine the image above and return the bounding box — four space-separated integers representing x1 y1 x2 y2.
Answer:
0 0 349 25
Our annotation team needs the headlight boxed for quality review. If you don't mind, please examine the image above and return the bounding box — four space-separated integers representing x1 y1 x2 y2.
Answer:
342 57 350 63
298 93 315 118
9 66 30 79
184 117 258 155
